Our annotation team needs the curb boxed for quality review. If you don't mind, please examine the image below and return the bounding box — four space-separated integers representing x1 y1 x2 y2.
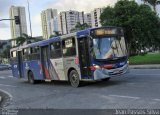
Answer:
0 89 12 108
130 65 160 69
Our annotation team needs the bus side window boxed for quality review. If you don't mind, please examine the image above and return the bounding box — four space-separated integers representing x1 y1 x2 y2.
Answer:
30 46 40 60
23 48 31 61
62 37 76 57
31 46 39 54
50 41 62 59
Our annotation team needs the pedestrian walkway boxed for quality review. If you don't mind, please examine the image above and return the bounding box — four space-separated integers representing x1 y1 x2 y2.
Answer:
130 64 160 69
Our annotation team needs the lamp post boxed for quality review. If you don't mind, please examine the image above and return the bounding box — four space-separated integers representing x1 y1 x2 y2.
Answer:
27 0 32 37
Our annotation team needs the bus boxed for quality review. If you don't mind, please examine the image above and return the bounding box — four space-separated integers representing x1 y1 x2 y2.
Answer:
10 26 129 87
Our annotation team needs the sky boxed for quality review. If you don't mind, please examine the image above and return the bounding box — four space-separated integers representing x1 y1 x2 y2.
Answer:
0 0 160 40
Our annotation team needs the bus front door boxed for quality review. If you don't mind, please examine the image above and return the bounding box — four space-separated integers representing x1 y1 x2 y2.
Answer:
17 51 23 78
41 46 51 80
78 37 91 78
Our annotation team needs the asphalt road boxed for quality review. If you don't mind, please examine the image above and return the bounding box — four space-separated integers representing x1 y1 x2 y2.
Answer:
0 69 160 109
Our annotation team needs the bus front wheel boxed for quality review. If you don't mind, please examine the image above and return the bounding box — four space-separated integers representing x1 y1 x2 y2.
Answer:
102 77 110 81
28 71 36 84
69 70 81 88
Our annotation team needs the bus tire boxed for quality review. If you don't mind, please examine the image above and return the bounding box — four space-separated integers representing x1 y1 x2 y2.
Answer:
69 70 81 88
28 71 36 84
102 77 110 81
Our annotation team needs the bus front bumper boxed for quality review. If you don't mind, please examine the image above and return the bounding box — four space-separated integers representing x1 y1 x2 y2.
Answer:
93 64 129 81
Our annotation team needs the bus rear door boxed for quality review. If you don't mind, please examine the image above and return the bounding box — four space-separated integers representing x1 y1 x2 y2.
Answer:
17 51 24 78
40 46 51 80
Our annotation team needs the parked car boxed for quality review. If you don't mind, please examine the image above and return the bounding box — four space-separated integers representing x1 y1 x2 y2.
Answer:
0 64 11 70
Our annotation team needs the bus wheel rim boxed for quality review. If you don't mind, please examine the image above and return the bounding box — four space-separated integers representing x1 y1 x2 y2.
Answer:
29 73 33 83
71 74 78 84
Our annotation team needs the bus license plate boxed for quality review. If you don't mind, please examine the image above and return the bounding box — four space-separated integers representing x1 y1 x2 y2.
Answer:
113 70 121 74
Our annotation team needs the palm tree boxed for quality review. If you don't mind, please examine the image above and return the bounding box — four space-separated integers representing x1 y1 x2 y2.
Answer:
49 31 61 38
141 0 160 12
70 22 90 33
75 22 90 30
1 45 11 58
0 42 7 49
10 33 35 47
15 33 32 46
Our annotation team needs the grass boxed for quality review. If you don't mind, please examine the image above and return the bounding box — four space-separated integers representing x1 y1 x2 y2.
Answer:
129 53 160 65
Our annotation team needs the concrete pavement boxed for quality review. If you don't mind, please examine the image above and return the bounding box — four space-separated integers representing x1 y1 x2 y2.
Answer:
0 89 12 108
0 96 1 103
130 64 160 69
0 69 160 109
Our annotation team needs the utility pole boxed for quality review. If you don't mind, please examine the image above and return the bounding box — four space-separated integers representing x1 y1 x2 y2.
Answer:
27 0 32 37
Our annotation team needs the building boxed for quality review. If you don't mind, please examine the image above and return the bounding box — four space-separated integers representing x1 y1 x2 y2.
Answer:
91 8 104 28
41 9 58 39
50 16 59 36
84 13 92 27
58 10 86 35
9 6 28 47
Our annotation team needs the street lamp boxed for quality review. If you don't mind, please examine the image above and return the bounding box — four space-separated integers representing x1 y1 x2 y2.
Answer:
27 0 32 37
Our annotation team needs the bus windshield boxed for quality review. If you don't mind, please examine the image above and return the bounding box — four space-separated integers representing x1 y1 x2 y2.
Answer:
91 36 127 60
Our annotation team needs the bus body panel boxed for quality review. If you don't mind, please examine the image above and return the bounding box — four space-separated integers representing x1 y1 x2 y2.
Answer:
11 62 19 78
63 56 81 80
48 59 60 80
93 63 129 80
23 60 44 80
50 58 66 80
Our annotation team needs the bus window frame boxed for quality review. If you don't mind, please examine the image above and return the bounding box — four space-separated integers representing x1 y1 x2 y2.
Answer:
50 41 62 59
22 48 31 61
10 50 18 63
62 37 76 57
29 46 40 60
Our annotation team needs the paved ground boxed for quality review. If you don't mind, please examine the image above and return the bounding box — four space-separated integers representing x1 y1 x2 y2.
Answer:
0 69 160 109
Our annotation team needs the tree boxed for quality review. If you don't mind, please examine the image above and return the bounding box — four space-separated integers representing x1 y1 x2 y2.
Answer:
141 0 160 12
71 22 90 33
15 33 40 47
1 45 11 58
0 42 7 49
100 0 160 55
49 31 61 38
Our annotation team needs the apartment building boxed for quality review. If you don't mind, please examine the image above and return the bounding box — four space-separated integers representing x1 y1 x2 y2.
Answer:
84 13 92 27
58 10 85 35
9 6 27 47
91 8 104 28
41 9 58 39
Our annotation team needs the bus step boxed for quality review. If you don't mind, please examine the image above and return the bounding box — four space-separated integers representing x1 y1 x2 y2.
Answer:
45 79 52 82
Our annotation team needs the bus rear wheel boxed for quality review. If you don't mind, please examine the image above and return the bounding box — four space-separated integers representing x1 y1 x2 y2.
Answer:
69 70 81 88
28 71 36 84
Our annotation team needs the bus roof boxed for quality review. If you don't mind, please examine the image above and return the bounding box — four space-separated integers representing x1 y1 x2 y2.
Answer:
10 26 122 52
